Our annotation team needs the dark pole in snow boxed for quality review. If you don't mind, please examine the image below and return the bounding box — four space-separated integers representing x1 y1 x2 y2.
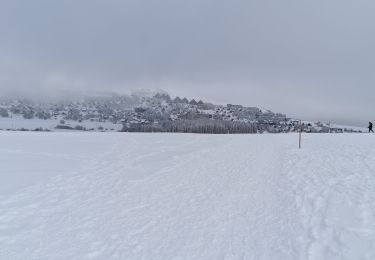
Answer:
299 120 302 149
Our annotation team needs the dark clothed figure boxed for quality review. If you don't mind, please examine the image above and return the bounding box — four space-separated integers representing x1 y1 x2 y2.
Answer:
369 122 374 133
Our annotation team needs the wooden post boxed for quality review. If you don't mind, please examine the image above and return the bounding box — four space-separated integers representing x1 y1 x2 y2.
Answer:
299 120 302 149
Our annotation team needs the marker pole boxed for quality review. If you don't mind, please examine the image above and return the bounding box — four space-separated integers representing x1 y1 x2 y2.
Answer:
299 120 302 149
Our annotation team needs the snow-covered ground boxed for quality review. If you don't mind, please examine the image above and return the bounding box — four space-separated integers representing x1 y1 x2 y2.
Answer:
0 116 122 131
1 132 375 259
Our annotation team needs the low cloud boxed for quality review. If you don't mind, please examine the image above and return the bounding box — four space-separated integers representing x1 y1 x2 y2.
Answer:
0 0 374 126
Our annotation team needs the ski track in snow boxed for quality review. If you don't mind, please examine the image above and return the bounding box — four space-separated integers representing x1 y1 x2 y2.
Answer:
287 135 375 260
0 132 375 259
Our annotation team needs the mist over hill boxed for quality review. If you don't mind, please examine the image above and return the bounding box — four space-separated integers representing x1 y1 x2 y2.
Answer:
0 90 363 133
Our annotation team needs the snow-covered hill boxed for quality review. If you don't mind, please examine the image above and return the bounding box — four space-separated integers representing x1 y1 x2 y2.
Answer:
1 132 374 259
0 91 365 133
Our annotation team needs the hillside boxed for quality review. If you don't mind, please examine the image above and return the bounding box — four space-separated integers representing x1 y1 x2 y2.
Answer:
0 91 363 133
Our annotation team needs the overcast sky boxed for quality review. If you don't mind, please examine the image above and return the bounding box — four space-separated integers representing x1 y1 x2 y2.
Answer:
0 0 374 125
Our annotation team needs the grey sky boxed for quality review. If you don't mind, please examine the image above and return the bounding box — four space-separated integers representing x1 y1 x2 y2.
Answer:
1 0 374 125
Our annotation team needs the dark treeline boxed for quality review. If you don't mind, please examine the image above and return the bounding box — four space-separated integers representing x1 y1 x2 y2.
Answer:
122 119 257 134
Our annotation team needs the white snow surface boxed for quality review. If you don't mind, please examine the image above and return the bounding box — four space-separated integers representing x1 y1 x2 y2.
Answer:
1 132 375 260
0 116 122 131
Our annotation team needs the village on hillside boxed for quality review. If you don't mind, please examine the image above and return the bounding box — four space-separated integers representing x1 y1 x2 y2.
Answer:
0 92 363 134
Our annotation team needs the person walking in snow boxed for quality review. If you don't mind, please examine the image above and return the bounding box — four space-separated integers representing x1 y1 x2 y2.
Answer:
369 122 374 133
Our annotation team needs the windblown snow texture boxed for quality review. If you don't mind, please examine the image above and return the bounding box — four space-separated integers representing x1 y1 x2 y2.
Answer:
1 132 375 259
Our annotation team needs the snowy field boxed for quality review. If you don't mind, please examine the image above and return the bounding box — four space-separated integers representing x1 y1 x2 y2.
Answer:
1 132 375 259
0 116 122 131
